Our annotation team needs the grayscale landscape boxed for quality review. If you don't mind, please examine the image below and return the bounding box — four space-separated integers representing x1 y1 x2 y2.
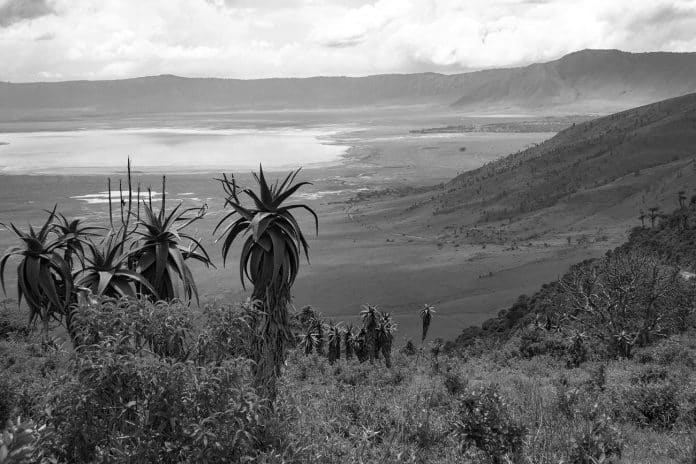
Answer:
2 1 696 463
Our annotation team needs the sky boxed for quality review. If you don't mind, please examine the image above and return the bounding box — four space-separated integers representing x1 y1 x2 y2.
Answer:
1 0 695 82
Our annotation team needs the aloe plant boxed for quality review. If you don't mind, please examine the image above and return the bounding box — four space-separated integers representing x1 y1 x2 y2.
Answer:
51 213 103 269
76 234 156 299
298 326 318 355
378 312 397 368
327 321 342 364
360 304 380 364
130 202 211 303
344 324 355 360
0 207 72 334
420 304 436 343
215 166 317 400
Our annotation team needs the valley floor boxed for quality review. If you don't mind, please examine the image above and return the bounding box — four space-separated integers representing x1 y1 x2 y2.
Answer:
0 109 624 341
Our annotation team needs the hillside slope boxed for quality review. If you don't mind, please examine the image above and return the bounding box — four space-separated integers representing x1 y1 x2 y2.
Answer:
406 92 696 240
2 50 696 118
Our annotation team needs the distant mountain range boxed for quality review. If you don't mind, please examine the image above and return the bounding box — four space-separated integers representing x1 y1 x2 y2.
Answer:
2 49 696 119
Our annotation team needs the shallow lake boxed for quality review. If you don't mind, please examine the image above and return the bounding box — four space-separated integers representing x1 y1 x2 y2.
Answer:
0 127 348 175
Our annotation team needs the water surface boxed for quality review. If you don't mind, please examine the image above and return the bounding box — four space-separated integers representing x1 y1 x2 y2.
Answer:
0 127 348 175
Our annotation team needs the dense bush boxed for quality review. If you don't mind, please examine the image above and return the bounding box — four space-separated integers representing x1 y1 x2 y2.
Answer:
0 419 39 464
0 298 277 463
568 411 623 464
443 371 467 396
518 327 564 359
623 381 680 429
36 339 266 463
452 384 526 464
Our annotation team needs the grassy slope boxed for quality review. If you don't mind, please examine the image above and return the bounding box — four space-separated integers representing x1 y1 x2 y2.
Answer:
434 92 696 227
447 198 696 354
361 92 696 250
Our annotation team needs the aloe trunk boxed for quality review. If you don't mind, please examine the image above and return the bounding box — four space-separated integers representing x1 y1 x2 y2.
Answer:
344 330 353 359
251 284 291 400
380 332 392 368
365 318 377 364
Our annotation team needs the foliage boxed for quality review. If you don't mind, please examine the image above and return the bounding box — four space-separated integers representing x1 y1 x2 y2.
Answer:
195 302 258 365
0 379 14 426
69 297 193 359
31 298 268 463
130 202 211 303
0 419 40 464
36 342 265 463
360 304 379 364
50 213 102 270
216 166 317 400
443 371 466 396
452 384 526 464
623 381 680 429
568 411 623 464
420 304 436 343
0 207 72 332
559 250 693 358
215 167 317 293
75 234 155 300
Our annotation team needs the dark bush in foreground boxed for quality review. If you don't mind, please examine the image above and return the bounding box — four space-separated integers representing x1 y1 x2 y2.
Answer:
452 384 526 464
14 298 271 463
37 340 265 463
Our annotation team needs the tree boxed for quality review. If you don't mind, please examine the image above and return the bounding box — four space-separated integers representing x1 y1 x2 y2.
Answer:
215 166 317 400
298 326 318 355
420 304 436 343
327 321 342 364
638 210 646 228
678 190 686 209
360 304 380 364
344 324 355 359
559 251 690 357
648 206 661 228
378 312 396 368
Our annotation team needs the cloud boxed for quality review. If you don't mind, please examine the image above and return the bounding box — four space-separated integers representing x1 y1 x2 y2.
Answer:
0 0 54 27
0 0 694 81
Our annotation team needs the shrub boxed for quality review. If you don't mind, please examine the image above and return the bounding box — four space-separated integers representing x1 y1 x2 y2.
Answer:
632 366 668 384
401 339 416 356
443 371 466 396
70 297 193 360
566 333 588 368
452 384 526 464
624 381 680 429
555 376 581 419
0 378 15 426
518 327 566 360
0 419 39 464
585 363 606 392
635 336 696 367
568 412 623 464
35 337 266 463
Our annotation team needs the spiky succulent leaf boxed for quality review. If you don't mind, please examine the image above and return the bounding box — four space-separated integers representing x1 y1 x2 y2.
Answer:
216 166 317 293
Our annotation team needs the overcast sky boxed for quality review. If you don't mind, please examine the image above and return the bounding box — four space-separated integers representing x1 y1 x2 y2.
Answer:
1 0 695 82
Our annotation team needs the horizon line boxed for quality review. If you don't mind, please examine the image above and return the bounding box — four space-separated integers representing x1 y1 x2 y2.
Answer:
3 48 693 85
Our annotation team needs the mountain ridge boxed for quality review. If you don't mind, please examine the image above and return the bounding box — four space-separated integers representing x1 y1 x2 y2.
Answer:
2 49 696 118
